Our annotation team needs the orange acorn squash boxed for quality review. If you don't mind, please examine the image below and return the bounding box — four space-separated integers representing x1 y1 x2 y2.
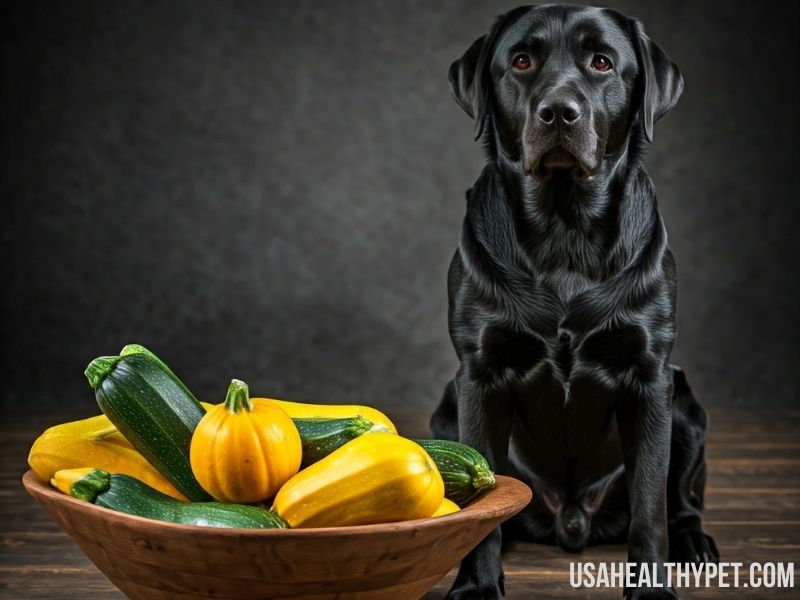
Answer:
190 379 302 503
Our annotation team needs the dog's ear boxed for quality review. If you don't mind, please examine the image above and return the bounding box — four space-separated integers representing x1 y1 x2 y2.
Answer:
629 19 684 142
448 34 488 133
449 10 524 140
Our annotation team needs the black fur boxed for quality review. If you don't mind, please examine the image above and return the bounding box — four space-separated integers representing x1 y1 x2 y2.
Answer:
431 5 718 599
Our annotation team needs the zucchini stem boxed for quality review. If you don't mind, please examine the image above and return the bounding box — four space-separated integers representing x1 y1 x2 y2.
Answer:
52 468 111 501
84 356 119 390
224 379 252 413
472 468 496 491
351 415 374 435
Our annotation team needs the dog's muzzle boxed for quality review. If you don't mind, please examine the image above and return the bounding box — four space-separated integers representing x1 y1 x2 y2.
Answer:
524 91 599 182
529 146 593 182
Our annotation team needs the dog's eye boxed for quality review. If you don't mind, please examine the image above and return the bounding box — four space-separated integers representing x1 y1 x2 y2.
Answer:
590 54 612 71
512 54 532 70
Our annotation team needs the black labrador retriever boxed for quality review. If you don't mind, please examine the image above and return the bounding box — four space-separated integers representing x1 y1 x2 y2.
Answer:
430 5 719 599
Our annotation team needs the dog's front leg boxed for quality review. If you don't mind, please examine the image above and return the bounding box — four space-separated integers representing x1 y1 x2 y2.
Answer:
445 367 514 600
616 376 676 600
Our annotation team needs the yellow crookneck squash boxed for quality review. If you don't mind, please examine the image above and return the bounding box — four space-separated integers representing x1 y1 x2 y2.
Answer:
190 379 302 504
28 414 185 500
203 399 395 433
272 432 444 528
256 398 396 433
432 497 461 517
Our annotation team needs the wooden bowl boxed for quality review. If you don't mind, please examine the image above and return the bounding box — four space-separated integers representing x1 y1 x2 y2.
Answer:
23 470 531 600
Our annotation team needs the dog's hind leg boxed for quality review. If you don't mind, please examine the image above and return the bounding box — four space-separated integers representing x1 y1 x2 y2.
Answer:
430 379 460 441
667 365 720 563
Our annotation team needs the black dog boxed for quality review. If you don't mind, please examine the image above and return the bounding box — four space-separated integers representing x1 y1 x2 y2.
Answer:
430 5 719 599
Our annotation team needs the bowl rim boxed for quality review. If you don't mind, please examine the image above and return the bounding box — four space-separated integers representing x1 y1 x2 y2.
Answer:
23 470 532 537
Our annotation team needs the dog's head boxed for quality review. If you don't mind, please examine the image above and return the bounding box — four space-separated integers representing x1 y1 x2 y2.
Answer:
450 5 683 182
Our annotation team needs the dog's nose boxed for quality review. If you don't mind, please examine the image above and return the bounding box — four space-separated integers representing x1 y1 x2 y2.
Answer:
537 98 582 126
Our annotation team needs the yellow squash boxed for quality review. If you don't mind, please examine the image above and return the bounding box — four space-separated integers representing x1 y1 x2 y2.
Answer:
204 400 395 432
190 379 302 503
260 398 397 433
273 432 444 528
432 497 461 517
28 415 185 500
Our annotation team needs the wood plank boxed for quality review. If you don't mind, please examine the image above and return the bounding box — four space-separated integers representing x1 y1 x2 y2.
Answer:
0 571 124 600
3 410 800 600
428 534 800 599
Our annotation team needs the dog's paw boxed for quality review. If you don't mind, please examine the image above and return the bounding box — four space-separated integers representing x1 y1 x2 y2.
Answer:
444 589 490 600
670 529 720 564
444 569 505 600
626 589 678 600
444 584 503 600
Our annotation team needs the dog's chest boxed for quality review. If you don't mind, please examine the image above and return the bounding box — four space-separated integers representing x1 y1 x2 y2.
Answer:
479 319 653 388
475 312 635 471
477 316 655 454
540 267 595 301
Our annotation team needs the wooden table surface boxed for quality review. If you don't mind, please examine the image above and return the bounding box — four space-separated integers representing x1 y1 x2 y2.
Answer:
1 407 798 599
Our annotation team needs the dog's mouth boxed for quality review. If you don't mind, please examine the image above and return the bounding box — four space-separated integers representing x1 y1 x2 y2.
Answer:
529 147 592 182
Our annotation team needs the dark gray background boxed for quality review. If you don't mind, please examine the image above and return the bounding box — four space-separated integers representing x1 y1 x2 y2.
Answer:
2 0 798 416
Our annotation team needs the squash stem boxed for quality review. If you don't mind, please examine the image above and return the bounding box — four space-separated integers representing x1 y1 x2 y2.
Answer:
224 379 252 413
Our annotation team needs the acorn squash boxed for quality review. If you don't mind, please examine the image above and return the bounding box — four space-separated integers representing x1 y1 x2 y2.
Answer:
190 379 302 503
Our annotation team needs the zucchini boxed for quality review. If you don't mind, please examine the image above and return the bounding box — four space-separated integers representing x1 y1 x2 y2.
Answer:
85 344 212 501
414 439 495 507
52 468 286 529
293 416 376 468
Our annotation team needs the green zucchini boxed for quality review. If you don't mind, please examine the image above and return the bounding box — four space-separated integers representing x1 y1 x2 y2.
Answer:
85 344 212 501
54 468 286 529
414 439 496 507
293 416 376 467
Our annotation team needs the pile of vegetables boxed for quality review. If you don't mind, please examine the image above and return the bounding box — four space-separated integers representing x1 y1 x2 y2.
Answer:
28 344 496 529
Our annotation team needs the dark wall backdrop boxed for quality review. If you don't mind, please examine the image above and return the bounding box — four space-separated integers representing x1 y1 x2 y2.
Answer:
2 0 798 415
